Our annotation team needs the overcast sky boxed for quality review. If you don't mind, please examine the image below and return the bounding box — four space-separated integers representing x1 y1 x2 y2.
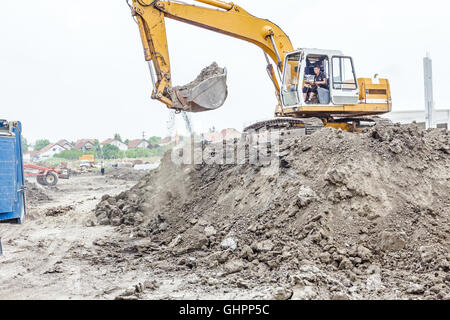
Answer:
1 0 449 143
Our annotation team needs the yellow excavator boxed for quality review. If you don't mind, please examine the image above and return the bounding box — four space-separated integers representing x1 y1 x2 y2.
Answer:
128 0 392 132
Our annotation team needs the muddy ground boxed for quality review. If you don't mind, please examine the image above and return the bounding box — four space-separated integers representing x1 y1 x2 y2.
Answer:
0 172 270 300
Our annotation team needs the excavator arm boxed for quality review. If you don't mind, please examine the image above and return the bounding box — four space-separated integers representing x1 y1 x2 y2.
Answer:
129 0 294 112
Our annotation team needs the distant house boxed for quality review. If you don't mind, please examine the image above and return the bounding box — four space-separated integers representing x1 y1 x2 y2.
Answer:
56 139 73 150
24 140 73 163
101 138 128 151
36 143 66 160
128 139 150 149
25 150 41 162
74 139 96 151
202 128 242 143
202 132 222 143
220 128 242 141
159 137 172 146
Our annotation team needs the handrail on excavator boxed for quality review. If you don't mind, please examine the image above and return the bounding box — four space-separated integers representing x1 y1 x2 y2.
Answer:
195 0 233 10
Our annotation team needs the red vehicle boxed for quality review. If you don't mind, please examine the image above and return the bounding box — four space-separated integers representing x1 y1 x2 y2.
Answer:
24 164 70 186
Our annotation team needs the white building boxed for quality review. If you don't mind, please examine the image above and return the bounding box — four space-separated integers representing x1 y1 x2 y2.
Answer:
128 139 150 149
101 138 128 151
37 143 66 160
384 108 450 129
56 139 73 150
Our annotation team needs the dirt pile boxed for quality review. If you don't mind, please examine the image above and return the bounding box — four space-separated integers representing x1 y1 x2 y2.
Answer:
26 182 52 204
45 205 74 217
106 168 148 182
94 122 450 299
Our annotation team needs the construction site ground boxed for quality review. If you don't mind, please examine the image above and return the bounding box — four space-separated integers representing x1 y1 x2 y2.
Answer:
0 172 266 299
1 122 450 300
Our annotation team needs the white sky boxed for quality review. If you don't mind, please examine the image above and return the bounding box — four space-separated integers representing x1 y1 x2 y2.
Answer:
1 0 449 143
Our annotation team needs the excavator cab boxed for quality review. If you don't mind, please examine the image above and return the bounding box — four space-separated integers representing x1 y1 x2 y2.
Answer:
280 48 390 118
281 49 359 107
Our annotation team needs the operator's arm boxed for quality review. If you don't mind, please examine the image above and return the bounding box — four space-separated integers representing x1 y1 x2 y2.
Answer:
314 73 328 86
315 79 327 86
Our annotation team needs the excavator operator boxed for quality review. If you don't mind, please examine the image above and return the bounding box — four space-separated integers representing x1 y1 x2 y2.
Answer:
303 65 329 104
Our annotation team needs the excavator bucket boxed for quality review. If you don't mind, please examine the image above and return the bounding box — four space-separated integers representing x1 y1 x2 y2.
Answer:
170 63 228 113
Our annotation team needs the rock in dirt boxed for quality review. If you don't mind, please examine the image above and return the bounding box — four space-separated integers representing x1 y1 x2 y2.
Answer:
221 237 238 251
204 226 217 237
170 228 209 256
379 231 407 252
406 284 425 295
45 205 74 217
223 259 245 275
291 285 317 300
253 240 274 253
296 185 316 208
272 287 293 300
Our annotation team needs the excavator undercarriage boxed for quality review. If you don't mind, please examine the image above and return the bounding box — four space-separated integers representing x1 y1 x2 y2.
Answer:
243 116 393 136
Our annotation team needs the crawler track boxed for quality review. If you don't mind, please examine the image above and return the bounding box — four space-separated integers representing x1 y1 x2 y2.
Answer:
244 117 324 135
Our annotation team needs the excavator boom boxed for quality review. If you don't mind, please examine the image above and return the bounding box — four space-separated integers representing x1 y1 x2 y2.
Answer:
130 0 293 112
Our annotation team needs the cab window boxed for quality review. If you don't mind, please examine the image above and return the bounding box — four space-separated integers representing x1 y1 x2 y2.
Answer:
281 52 301 106
332 57 357 90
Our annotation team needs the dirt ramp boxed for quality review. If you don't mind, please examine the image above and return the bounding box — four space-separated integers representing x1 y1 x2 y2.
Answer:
94 123 450 299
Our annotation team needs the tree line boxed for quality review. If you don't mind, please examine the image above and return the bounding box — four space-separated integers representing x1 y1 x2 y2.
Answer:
23 134 168 160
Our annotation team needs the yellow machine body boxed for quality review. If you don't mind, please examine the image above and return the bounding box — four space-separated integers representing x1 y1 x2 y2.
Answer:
130 0 391 127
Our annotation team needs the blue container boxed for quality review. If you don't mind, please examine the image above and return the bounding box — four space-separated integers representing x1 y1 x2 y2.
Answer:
0 120 26 224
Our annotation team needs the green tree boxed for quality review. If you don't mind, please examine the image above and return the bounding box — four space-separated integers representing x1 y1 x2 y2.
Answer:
35 139 51 151
114 133 122 142
102 143 121 159
125 149 136 159
55 149 84 160
92 139 102 158
148 136 161 145
21 137 29 153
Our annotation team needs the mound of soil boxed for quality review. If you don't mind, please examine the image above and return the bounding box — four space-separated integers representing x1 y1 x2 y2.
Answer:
26 182 52 204
94 122 450 299
105 168 148 182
